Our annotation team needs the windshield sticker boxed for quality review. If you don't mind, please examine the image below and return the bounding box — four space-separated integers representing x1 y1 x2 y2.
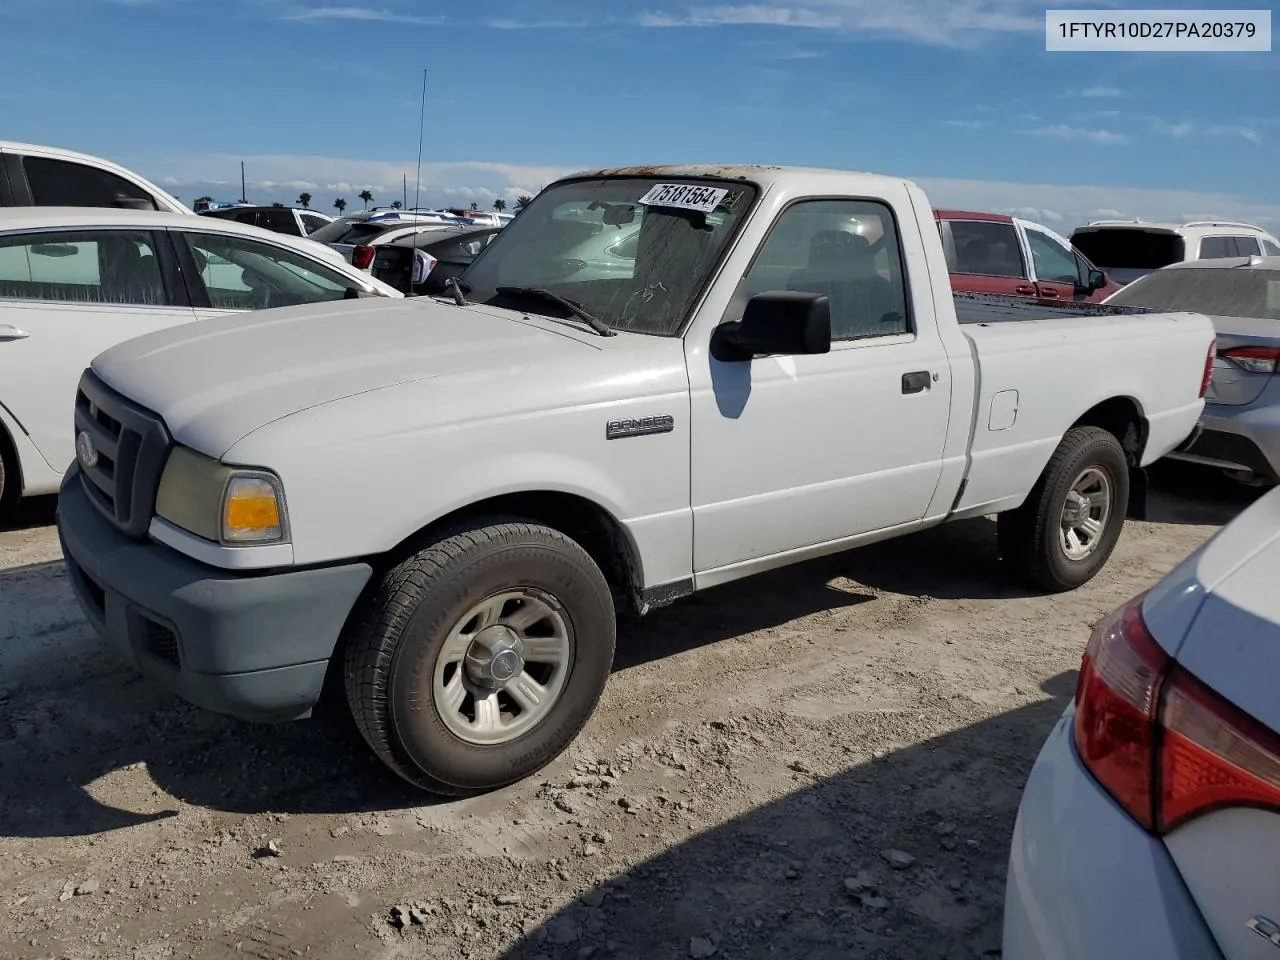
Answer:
1268 280 1280 311
639 183 729 214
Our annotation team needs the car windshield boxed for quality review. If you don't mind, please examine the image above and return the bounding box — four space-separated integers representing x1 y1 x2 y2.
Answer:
1106 267 1280 320
459 176 758 336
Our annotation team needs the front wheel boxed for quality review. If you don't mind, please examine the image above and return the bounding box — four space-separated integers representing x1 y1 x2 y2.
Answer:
344 518 616 796
997 426 1130 593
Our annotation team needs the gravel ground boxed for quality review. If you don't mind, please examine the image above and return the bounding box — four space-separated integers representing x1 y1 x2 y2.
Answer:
0 464 1261 960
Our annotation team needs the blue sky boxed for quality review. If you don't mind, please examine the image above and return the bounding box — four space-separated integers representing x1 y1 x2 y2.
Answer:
1 0 1276 228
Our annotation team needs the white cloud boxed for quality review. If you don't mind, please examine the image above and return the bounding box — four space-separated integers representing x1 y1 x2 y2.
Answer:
1026 124 1127 145
635 0 1061 46
1149 119 1194 138
485 18 593 28
1079 85 1122 97
149 151 1279 234
1209 124 1264 143
917 176 1280 232
282 5 443 24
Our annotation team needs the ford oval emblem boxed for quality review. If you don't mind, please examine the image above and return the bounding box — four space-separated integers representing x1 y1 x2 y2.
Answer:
75 430 99 470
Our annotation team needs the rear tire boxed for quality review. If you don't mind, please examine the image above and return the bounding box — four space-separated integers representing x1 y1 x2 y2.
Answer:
343 517 616 796
997 426 1129 593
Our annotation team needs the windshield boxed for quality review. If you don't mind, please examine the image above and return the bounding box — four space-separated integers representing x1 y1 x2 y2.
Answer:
459 176 758 336
1106 267 1280 320
1072 228 1185 270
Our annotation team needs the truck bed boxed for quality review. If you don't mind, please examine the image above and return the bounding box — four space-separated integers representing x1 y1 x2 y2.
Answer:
954 292 1160 325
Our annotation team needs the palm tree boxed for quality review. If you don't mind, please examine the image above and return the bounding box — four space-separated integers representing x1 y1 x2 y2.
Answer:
297 192 312 209
391 200 402 210
492 198 506 212
358 190 373 210
469 201 478 211
334 198 347 215
514 195 533 212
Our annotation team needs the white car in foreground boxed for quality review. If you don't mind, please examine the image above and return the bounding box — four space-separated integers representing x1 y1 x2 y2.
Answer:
0 208 401 517
1004 484 1280 959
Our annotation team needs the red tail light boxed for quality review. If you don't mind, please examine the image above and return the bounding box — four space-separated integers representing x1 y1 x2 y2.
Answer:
351 244 376 270
1074 594 1280 833
1200 343 1216 397
1219 345 1280 375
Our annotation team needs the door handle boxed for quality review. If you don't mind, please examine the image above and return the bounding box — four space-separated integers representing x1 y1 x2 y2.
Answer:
1014 285 1035 295
0 324 30 341
1039 288 1060 298
902 371 931 394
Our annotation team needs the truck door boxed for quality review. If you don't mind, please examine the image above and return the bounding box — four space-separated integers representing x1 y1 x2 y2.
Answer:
687 192 952 573
941 217 1032 296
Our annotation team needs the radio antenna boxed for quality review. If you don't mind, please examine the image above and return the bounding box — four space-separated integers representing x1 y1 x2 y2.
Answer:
413 68 426 212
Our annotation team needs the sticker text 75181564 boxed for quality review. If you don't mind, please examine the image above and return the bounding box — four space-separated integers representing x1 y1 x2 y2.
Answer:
638 183 729 214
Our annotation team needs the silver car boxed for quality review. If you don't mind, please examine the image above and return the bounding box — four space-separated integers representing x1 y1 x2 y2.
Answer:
1105 255 1280 486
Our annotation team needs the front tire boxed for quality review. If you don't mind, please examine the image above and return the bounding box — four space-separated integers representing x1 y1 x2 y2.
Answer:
997 426 1130 593
344 518 616 796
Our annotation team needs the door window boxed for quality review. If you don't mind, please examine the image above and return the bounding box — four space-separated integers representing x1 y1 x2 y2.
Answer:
1198 236 1239 259
23 156 159 210
742 198 911 340
259 209 302 235
1263 238 1280 257
0 230 167 304
947 220 1026 278
300 214 330 235
1233 236 1262 257
1025 228 1080 284
182 232 356 309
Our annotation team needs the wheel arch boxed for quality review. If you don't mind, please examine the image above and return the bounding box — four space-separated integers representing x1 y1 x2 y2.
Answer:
1069 395 1148 466
314 488 645 720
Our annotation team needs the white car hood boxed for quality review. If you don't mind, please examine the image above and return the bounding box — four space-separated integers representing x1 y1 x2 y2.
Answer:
90 297 603 457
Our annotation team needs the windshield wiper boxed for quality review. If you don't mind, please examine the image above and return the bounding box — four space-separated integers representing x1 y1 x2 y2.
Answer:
495 285 616 337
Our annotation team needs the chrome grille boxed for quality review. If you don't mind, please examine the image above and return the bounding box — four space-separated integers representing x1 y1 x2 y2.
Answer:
73 369 172 539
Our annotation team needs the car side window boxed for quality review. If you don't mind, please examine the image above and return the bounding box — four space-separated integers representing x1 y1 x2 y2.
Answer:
1025 229 1079 284
947 220 1025 278
300 214 330 235
0 230 167 305
742 198 911 341
1198 236 1236 259
261 209 302 235
1263 238 1280 257
1233 236 1262 257
22 156 159 210
182 232 354 310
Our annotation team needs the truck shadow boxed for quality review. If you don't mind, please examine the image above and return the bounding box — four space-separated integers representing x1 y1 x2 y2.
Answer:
1143 461 1266 526
490 673 1078 960
0 493 57 532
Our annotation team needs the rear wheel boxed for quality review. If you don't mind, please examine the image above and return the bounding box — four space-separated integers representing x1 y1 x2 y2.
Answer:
998 426 1130 592
344 518 616 796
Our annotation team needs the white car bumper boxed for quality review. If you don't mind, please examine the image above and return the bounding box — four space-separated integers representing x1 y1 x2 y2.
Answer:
1002 704 1224 960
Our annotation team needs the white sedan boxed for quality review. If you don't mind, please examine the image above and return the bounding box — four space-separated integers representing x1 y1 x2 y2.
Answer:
1003 483 1280 958
0 207 401 517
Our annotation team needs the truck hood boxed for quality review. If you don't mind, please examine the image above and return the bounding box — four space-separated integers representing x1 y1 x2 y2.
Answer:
90 297 603 457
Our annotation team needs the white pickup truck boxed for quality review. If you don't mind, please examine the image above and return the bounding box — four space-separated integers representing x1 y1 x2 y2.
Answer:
55 164 1216 796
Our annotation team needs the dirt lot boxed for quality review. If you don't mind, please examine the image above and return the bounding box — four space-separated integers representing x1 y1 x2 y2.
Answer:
0 466 1261 960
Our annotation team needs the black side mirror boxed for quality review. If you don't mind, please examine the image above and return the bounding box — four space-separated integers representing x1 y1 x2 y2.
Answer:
711 291 832 362
1086 268 1107 292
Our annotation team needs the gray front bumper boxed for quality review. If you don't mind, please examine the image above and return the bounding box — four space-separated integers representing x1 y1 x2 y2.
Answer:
56 468 372 722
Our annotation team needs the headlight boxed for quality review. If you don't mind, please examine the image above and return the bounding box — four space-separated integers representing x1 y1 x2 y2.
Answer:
154 446 290 546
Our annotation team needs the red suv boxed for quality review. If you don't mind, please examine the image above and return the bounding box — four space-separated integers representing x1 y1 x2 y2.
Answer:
934 209 1120 303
